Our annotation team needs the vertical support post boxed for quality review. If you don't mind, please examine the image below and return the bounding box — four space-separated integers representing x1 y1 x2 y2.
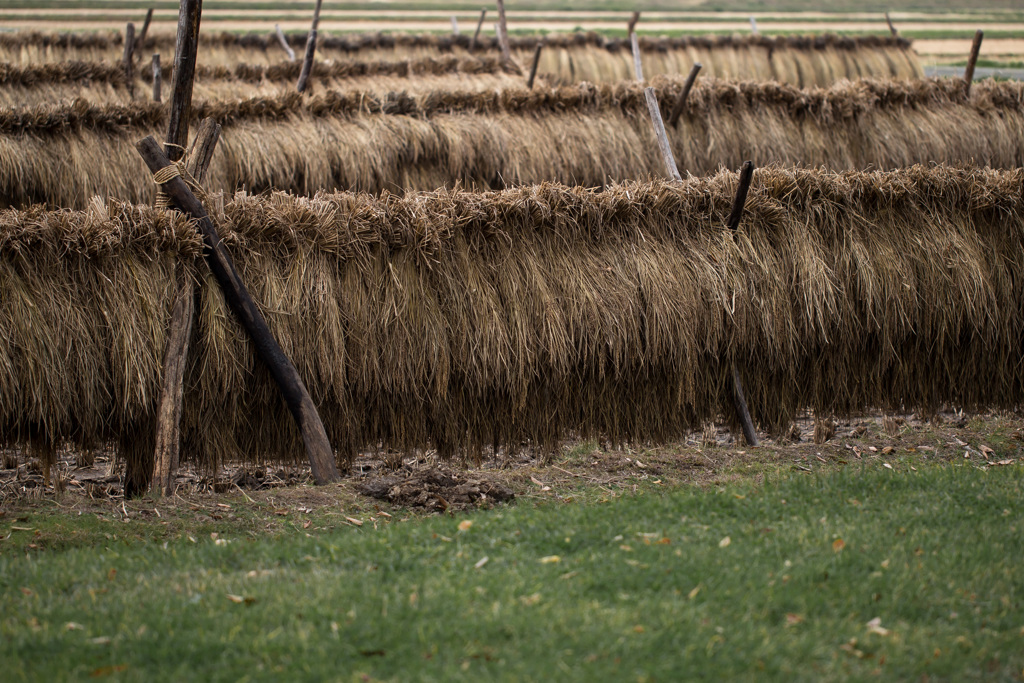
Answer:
137 8 154 51
471 9 486 51
136 136 342 485
152 53 161 102
884 12 898 36
122 22 136 99
495 0 511 65
526 43 542 88
151 118 220 497
964 30 983 97
667 62 701 128
643 87 681 181
749 16 758 34
627 11 640 35
630 30 643 81
275 24 296 61
451 16 459 35
725 161 759 448
297 0 323 93
166 0 202 161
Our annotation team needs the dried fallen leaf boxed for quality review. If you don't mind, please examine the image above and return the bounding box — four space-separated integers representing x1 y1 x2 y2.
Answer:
832 538 846 552
458 520 473 532
785 613 804 626
980 445 995 457
65 622 84 631
19 587 32 596
89 636 112 646
866 617 890 636
539 555 561 564
882 446 894 455
883 463 893 470
345 517 364 527
995 459 1014 466
633 625 646 633
718 536 731 548
687 585 701 599
89 664 126 677
226 594 256 605
107 568 117 581
474 556 489 569
519 593 541 606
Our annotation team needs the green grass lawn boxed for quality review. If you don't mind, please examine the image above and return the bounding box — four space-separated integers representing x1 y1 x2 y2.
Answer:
2 460 1021 681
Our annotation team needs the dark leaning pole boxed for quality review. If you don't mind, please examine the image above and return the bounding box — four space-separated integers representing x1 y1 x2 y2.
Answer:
167 0 202 160
136 137 342 485
725 161 759 447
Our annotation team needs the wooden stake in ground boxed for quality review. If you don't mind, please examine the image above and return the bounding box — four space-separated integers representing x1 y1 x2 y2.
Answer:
275 24 296 61
451 16 459 35
166 0 202 161
667 62 702 128
122 22 136 100
643 87 681 181
471 9 486 50
151 53 161 102
151 118 220 497
964 30 984 97
627 11 640 35
136 8 154 54
630 30 643 81
724 161 759 448
297 0 323 93
884 12 898 36
136 136 341 485
749 16 758 34
526 43 543 89
495 0 511 65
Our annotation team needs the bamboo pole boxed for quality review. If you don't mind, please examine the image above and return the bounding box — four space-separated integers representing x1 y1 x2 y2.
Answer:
166 0 202 161
151 53 161 102
526 43 543 89
275 24 296 61
151 117 220 497
471 9 486 50
136 136 342 485
667 62 702 128
296 0 323 93
964 30 984 97
495 0 511 65
630 30 643 82
643 87 680 182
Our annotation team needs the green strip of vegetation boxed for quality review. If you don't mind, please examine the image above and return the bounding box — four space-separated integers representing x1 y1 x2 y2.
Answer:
1 461 1020 681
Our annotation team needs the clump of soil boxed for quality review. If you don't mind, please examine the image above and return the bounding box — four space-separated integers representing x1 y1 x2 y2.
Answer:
357 467 514 511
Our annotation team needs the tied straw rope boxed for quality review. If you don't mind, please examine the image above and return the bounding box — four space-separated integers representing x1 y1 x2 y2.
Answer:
152 144 210 210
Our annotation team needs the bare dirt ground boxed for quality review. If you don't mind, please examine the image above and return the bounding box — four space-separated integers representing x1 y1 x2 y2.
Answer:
3 409 1021 517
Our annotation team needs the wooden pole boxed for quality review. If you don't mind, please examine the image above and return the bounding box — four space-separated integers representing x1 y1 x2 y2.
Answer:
136 136 342 485
495 0 511 65
122 22 136 100
643 87 681 182
137 8 154 52
724 160 759 447
471 9 486 50
884 12 898 36
627 11 640 35
667 62 701 128
166 0 202 161
451 16 459 35
526 43 542 89
150 119 221 497
296 0 323 93
275 24 296 61
964 30 984 97
152 53 161 102
749 16 758 34
630 30 643 81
